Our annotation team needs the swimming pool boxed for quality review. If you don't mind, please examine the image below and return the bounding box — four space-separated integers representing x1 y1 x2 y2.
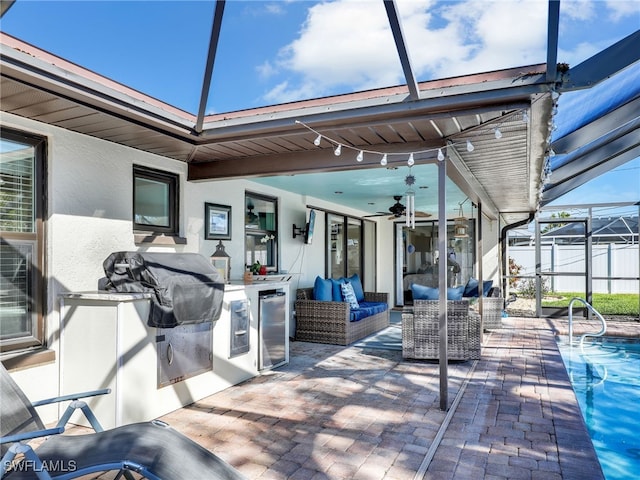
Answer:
557 336 640 480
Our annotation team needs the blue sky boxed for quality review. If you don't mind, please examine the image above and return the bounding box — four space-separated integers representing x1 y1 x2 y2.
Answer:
1 0 638 208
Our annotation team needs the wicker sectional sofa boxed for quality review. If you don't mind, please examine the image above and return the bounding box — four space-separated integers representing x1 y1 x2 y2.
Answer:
402 299 481 360
295 288 389 346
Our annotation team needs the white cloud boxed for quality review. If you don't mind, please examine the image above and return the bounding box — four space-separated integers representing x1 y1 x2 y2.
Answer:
258 0 631 105
605 0 640 21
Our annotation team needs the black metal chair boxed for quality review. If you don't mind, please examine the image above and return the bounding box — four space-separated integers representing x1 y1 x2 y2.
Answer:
1 364 245 479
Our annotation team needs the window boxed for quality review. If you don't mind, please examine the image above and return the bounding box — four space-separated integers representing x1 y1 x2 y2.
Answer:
133 165 179 235
245 192 278 271
327 214 364 281
0 129 45 353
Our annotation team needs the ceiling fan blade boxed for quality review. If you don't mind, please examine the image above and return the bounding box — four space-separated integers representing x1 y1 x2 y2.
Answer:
415 211 432 217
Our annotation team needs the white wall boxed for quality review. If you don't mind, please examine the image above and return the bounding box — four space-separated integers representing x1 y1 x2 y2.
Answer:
1 112 386 421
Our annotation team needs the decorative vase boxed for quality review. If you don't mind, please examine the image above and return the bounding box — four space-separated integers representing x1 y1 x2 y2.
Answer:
243 272 253 284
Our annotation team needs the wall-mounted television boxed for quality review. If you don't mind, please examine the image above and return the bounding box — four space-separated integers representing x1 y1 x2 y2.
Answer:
305 209 316 244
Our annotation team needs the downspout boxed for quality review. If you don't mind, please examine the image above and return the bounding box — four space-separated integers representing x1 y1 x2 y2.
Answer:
500 213 535 298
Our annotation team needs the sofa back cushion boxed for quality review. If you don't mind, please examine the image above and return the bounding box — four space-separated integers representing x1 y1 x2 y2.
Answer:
313 276 333 301
412 284 465 300
347 274 365 302
463 278 493 297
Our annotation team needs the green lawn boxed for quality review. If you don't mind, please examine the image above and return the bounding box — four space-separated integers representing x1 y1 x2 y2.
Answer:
540 292 639 316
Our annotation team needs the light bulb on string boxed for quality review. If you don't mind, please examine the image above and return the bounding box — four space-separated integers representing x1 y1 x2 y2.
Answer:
522 111 529 123
356 150 364 162
466 140 474 152
437 148 445 161
407 153 415 166
313 134 322 146
380 153 388 166
334 144 342 156
494 128 502 139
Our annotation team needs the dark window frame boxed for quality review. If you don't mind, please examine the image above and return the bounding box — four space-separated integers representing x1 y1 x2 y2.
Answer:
132 165 179 236
244 192 278 272
0 128 46 354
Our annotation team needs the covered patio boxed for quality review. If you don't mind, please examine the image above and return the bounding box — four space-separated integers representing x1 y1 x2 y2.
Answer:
60 315 636 479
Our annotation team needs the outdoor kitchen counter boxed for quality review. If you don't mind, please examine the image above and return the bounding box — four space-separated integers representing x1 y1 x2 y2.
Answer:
59 283 289 429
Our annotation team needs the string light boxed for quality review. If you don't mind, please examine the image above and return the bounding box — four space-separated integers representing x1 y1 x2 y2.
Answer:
294 106 531 166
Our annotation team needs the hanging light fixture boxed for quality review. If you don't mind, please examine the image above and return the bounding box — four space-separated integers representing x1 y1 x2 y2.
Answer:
404 170 416 229
356 150 364 162
334 144 342 156
437 148 445 161
454 201 469 238
380 153 388 166
313 134 322 146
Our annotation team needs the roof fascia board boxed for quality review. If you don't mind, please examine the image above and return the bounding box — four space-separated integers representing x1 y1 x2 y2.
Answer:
558 30 640 91
0 43 196 137
551 96 640 154
198 82 549 140
384 0 419 100
191 102 530 147
541 143 640 205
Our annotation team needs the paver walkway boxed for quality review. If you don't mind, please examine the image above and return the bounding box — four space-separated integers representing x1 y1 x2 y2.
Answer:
157 316 612 479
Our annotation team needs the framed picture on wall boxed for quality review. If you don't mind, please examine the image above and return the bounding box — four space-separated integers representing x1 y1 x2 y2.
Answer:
205 203 232 240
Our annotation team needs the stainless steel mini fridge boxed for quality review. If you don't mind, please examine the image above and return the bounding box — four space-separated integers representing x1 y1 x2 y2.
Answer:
258 289 287 370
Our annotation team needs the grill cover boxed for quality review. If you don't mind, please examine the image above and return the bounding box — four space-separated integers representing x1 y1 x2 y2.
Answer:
100 252 224 328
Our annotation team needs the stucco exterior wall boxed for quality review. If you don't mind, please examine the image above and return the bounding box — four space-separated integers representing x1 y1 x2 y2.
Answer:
1 112 380 422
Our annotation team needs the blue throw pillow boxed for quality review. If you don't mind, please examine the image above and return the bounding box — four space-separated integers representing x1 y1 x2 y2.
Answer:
340 282 360 309
464 278 494 297
411 284 439 300
313 276 332 301
463 278 479 297
412 284 464 300
447 286 465 300
347 274 365 302
330 278 346 302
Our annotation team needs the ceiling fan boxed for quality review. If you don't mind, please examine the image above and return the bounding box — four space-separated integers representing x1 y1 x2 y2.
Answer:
246 204 258 223
366 195 432 219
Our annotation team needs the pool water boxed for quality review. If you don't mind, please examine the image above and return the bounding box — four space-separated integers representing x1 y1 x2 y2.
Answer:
557 336 640 480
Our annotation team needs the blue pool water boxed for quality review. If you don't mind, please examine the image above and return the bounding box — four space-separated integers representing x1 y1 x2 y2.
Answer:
557 336 640 480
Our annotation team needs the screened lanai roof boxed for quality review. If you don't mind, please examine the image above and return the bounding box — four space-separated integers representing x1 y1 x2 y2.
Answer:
1 0 638 225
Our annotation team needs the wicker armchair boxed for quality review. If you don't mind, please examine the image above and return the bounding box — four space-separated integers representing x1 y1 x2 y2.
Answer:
402 299 481 360
295 288 389 346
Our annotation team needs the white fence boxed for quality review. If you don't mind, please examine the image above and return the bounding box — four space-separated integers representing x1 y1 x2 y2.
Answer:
509 244 640 294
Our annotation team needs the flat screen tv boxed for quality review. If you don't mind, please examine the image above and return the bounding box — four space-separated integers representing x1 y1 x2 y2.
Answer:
305 209 316 244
